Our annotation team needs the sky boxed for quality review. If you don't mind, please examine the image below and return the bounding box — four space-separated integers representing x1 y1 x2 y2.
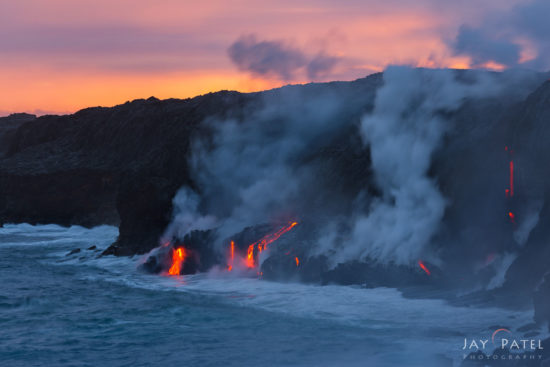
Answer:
0 0 547 115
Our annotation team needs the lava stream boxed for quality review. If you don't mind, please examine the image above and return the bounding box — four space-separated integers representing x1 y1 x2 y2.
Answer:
246 244 255 268
418 260 431 276
237 221 299 269
228 241 235 271
168 247 186 275
252 221 298 253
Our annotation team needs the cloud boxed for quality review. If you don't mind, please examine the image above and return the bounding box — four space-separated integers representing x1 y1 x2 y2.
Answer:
306 52 340 79
451 0 550 70
227 35 340 81
452 26 521 68
0 0 533 113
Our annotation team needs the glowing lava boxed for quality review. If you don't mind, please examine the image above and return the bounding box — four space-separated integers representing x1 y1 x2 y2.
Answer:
508 211 515 224
228 240 235 271
246 244 255 268
505 146 514 198
168 247 186 276
252 222 298 253
295 257 299 267
418 260 431 275
236 221 299 269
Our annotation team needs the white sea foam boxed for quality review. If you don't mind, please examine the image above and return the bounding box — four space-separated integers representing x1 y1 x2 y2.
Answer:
0 223 118 247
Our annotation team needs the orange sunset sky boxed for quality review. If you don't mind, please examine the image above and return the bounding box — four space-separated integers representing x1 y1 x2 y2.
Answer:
0 0 545 116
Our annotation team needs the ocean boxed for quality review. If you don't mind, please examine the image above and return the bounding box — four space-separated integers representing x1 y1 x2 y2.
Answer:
0 224 539 367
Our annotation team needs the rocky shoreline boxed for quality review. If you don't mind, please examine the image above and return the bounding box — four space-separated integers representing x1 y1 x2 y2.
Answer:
3 69 550 336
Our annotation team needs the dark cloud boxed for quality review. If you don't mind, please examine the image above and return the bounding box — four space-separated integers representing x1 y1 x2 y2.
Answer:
451 0 550 70
512 0 550 39
307 53 340 79
453 26 521 68
228 35 340 81
510 0 550 69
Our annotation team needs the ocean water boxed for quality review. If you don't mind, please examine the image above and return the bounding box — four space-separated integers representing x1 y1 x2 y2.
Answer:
0 224 539 367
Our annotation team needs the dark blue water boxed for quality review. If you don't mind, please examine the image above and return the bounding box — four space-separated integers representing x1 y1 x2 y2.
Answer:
0 224 536 367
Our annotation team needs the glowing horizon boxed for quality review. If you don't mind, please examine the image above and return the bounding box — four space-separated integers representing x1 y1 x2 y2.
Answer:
0 0 545 116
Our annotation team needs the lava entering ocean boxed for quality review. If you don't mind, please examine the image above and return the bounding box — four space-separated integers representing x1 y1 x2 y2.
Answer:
168 247 186 275
234 221 298 269
251 222 298 253
246 244 255 268
228 240 235 271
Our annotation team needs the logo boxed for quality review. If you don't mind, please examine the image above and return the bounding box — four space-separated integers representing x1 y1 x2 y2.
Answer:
462 328 544 362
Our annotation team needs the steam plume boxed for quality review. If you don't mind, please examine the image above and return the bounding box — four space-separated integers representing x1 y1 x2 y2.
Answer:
228 34 340 81
325 66 505 265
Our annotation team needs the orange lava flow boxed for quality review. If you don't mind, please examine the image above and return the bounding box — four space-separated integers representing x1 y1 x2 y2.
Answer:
252 222 298 253
168 247 186 276
418 260 431 276
246 244 255 268
295 257 299 267
236 221 299 269
228 241 235 271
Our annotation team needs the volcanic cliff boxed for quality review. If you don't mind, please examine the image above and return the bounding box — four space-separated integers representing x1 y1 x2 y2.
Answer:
2 70 550 328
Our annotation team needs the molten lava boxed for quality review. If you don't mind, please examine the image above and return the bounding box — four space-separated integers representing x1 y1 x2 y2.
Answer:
228 241 235 271
418 260 431 276
246 244 255 268
506 146 514 197
168 247 186 276
295 257 299 267
252 222 298 253
508 211 515 224
236 221 299 269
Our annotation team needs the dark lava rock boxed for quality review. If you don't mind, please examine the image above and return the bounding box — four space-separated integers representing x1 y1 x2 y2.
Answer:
0 90 255 253
4 71 550 318
66 248 81 256
261 254 329 283
87 245 97 250
0 72 383 257
139 229 221 275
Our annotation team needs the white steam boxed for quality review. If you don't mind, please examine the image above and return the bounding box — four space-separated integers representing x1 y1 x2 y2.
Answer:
487 253 517 290
513 200 543 246
188 86 354 243
165 65 517 267
326 66 504 265
162 187 217 241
